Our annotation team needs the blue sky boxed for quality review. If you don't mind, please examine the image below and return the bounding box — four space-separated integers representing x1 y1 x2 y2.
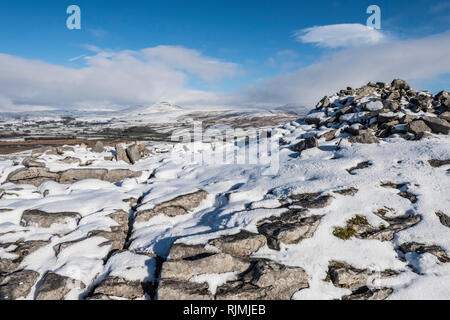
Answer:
1 0 450 111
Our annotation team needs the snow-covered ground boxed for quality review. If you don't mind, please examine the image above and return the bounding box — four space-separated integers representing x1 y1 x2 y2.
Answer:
0 81 449 300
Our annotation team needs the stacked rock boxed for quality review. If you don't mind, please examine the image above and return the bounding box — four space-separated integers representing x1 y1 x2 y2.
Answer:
304 79 450 144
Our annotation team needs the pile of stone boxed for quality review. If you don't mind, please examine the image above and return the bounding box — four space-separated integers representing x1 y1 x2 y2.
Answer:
303 79 450 144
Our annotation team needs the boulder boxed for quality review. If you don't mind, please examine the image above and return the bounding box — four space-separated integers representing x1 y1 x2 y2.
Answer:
93 141 105 153
208 231 267 257
428 159 450 168
422 116 450 134
348 130 380 144
436 211 450 228
0 270 40 300
126 144 141 164
333 214 421 242
35 272 85 300
157 279 212 300
104 169 142 183
58 168 108 184
327 261 396 292
115 144 131 164
107 210 130 230
7 167 142 186
0 259 19 275
333 187 359 196
400 114 420 124
21 209 81 228
258 210 321 250
56 146 75 155
87 230 128 252
391 79 410 91
92 276 148 300
59 168 142 184
160 253 250 282
167 243 216 261
398 242 449 263
22 158 45 168
439 111 450 122
290 137 318 153
0 241 51 274
6 167 60 187
398 191 417 203
342 287 393 300
216 259 308 300
86 293 111 300
137 143 152 157
316 96 330 109
435 90 450 101
136 190 208 222
32 147 54 156
320 129 339 141
290 193 334 209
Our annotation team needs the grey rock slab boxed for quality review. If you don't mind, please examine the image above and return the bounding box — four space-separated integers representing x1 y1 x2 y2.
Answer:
436 211 450 228
0 270 40 300
398 242 449 263
115 144 131 164
258 211 321 250
422 116 450 134
167 243 216 261
157 279 212 300
21 210 81 228
35 272 85 300
216 259 309 300
135 190 208 222
92 276 148 300
93 141 105 153
160 253 251 282
342 287 393 300
208 230 267 257
126 144 141 164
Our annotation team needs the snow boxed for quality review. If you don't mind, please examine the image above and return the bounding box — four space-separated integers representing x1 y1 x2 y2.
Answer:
190 272 238 296
0 112 449 300
365 100 384 111
339 112 368 123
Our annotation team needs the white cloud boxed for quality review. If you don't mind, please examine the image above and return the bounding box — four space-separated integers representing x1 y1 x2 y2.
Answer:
0 46 240 111
142 46 241 82
294 23 386 48
240 30 450 110
2 31 450 113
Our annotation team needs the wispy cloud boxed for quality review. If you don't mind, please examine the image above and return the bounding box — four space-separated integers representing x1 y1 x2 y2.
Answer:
294 24 386 48
141 46 241 82
68 54 87 62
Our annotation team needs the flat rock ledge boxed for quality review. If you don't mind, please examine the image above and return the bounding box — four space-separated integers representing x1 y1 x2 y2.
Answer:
157 237 309 300
6 167 143 187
